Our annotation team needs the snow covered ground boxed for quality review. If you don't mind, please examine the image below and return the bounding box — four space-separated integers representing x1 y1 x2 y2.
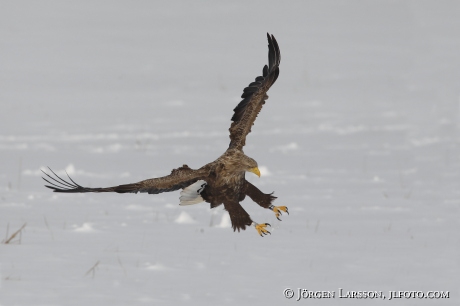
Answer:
1 1 459 305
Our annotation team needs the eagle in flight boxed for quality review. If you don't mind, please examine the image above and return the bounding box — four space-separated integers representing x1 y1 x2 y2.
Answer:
42 33 287 237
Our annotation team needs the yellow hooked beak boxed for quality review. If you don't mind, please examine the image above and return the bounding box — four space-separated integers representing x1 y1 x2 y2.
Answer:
248 167 261 177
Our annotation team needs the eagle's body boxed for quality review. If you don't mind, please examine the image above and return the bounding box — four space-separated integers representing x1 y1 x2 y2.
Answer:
42 34 287 236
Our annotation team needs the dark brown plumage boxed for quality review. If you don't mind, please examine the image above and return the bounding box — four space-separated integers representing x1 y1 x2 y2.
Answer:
42 33 287 235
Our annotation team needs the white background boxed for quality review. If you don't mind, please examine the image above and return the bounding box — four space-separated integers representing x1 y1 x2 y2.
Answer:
1 1 459 305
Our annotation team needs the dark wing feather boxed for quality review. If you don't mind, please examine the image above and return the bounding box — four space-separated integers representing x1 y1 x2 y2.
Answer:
228 33 281 150
42 165 207 194
223 200 253 232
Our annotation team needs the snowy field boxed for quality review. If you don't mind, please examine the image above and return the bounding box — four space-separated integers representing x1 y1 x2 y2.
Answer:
1 1 459 305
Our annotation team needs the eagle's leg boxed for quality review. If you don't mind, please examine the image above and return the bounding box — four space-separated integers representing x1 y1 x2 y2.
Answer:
252 222 271 237
245 180 289 221
244 181 276 208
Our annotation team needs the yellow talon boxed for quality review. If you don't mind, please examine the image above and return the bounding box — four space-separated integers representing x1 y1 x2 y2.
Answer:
253 222 271 237
270 205 289 221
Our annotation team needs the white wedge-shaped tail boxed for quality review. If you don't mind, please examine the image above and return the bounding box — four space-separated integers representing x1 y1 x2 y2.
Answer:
179 180 207 205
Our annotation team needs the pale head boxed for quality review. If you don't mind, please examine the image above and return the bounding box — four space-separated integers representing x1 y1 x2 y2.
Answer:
244 156 260 177
232 151 260 177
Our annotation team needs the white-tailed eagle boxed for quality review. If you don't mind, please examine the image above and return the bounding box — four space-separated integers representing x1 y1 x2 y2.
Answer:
42 33 287 236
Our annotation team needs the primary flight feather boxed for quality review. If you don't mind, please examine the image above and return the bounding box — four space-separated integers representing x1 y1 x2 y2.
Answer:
42 33 288 236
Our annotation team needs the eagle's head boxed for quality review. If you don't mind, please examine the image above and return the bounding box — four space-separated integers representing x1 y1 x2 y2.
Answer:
244 156 260 177
231 151 260 177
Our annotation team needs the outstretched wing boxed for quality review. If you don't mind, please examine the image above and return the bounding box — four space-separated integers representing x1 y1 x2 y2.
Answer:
228 33 281 150
42 165 207 194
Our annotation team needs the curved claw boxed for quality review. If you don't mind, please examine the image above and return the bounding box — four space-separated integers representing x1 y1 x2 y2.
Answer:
270 206 289 221
253 222 271 237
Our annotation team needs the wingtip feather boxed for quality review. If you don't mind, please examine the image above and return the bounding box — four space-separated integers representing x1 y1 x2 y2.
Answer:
227 33 281 149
